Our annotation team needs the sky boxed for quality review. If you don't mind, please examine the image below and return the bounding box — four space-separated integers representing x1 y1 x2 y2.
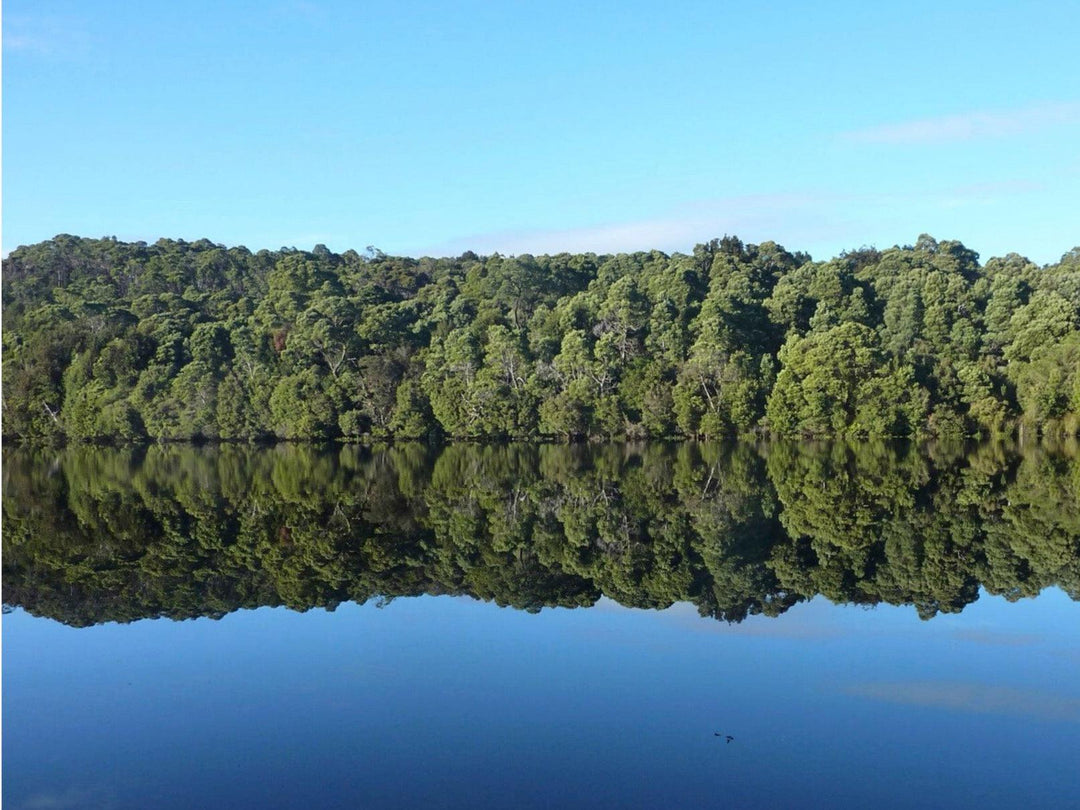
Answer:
4 0 1079 264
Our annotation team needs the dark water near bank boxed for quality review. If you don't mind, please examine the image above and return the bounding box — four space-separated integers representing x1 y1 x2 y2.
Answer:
4 442 1079 809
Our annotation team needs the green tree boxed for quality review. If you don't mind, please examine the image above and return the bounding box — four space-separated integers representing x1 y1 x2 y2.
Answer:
766 323 927 437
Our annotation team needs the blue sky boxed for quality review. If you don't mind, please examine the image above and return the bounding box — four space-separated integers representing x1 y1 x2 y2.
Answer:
4 0 1079 263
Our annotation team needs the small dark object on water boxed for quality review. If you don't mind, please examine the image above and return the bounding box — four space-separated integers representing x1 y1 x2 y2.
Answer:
713 733 735 743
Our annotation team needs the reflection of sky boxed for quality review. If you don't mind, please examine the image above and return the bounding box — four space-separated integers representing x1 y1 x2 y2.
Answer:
4 589 1078 810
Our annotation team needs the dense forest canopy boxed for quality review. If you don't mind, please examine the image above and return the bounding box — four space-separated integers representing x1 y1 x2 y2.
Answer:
4 442 1078 626
3 234 1079 441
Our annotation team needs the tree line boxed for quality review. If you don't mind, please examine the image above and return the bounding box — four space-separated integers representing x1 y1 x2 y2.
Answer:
4 442 1077 626
3 234 1079 442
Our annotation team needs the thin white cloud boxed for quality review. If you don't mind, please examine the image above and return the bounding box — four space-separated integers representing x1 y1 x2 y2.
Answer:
849 181 1043 213
417 194 853 257
935 180 1044 210
16 786 104 810
949 628 1041 646
3 15 90 57
272 1 327 21
843 101 1080 145
844 681 1080 722
942 179 1044 196
403 178 1056 262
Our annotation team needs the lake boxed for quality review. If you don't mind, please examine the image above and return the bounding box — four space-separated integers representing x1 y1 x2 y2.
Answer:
3 441 1079 809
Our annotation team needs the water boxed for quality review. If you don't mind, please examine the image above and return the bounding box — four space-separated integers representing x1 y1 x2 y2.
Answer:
4 442 1079 809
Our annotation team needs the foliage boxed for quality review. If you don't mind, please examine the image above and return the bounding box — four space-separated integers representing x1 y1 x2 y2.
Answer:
3 442 1077 626
3 234 1079 441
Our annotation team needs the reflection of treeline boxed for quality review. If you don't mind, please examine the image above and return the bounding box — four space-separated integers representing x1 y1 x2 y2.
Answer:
4 235 1079 443
3 443 1077 626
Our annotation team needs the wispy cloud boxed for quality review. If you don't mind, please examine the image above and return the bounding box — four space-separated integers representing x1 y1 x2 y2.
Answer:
15 786 107 810
3 14 91 57
417 193 853 257
411 177 1048 260
949 628 1042 646
844 681 1080 722
272 1 327 22
843 101 1080 145
934 179 1045 210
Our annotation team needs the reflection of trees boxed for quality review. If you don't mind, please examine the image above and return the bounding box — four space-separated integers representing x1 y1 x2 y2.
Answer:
981 450 1080 600
2 441 1078 627
764 441 1080 618
765 441 982 618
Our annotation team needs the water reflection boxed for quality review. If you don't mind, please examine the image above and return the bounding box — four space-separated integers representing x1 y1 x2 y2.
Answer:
3 441 1078 626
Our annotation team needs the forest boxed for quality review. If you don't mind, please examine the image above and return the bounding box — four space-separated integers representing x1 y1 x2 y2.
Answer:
2 234 1079 442
4 442 1078 626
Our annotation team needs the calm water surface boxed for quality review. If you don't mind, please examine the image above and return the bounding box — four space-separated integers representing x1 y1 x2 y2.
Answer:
4 442 1079 809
